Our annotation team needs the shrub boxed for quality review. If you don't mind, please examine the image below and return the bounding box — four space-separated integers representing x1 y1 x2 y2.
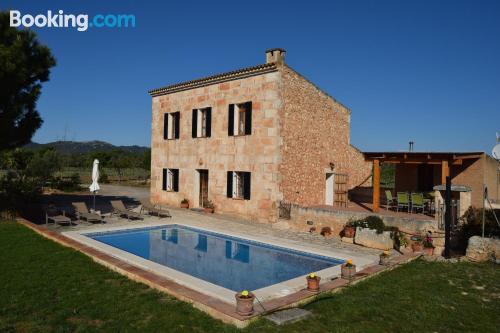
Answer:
100 170 110 184
347 215 385 234
0 174 41 215
454 207 500 253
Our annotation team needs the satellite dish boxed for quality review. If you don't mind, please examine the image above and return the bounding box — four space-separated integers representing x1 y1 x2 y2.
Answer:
493 132 500 160
493 144 500 160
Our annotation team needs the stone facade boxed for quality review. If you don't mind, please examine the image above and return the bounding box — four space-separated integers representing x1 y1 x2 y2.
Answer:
280 67 371 206
149 50 371 223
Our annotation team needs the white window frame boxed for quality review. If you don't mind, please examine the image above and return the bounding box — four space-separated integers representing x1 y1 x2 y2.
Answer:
233 104 247 136
195 108 209 138
232 172 244 199
167 113 175 139
166 168 174 191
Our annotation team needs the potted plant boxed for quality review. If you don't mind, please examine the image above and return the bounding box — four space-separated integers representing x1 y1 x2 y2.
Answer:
422 232 435 256
379 250 390 266
343 223 355 238
306 272 321 292
203 200 215 214
180 198 189 209
341 259 356 279
235 290 255 316
320 227 332 238
411 235 423 253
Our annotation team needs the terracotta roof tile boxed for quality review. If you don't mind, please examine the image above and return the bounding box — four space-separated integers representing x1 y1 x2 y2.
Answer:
148 63 278 96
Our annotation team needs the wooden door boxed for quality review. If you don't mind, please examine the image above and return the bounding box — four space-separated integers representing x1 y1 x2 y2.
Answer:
199 170 209 207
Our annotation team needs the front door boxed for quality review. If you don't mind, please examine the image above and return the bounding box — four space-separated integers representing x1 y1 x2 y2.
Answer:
199 170 209 207
325 173 334 205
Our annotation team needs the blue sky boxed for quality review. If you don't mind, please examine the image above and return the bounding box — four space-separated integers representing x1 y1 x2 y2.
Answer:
2 0 499 153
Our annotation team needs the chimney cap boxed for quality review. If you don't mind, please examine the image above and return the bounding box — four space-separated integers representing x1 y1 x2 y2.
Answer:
266 48 286 53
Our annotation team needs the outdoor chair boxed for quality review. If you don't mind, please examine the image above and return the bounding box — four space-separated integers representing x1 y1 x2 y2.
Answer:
140 202 172 218
385 190 397 210
396 192 410 213
45 205 75 226
110 200 144 220
72 202 104 224
411 193 425 214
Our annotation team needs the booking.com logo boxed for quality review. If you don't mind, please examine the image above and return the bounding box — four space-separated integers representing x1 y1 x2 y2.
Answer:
10 10 136 32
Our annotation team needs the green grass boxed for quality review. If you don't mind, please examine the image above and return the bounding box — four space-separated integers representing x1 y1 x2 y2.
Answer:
1 222 499 333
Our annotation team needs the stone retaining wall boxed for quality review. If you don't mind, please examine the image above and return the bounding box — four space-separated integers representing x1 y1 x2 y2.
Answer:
274 204 439 238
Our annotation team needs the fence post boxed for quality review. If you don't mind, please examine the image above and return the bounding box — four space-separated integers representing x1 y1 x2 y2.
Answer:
444 176 451 258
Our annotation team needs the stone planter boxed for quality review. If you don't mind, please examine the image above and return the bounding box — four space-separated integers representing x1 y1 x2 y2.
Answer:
343 226 355 238
341 264 356 279
379 254 390 266
306 276 321 292
411 242 423 253
354 227 393 250
423 246 434 256
180 203 189 209
235 292 255 316
203 207 214 214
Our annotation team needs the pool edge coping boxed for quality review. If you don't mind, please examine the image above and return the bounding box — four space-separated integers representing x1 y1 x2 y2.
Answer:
17 218 421 328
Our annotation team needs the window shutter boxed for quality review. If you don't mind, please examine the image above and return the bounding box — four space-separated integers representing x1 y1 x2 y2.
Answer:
172 169 179 192
192 109 197 138
226 171 233 198
243 172 251 200
228 104 234 136
206 107 212 137
245 102 252 135
163 114 169 140
162 168 167 190
174 112 180 139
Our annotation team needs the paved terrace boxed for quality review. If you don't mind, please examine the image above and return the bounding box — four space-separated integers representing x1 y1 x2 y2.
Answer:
41 205 381 258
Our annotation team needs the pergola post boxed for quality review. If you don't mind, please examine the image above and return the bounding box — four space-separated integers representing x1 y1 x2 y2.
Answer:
441 160 449 184
373 159 380 213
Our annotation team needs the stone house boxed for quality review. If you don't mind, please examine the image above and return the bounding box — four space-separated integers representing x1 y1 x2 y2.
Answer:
149 49 371 223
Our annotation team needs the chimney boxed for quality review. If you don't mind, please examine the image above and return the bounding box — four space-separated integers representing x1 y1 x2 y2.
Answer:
265 48 286 65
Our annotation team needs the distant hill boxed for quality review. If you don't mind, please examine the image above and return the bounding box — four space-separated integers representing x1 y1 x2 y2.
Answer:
25 141 149 154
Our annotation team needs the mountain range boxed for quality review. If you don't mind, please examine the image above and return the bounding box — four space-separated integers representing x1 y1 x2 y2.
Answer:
25 141 149 154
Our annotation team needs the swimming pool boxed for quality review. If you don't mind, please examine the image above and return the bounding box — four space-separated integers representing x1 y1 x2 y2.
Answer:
87 225 344 291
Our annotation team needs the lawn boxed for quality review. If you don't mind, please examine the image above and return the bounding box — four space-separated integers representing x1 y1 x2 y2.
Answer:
0 222 498 333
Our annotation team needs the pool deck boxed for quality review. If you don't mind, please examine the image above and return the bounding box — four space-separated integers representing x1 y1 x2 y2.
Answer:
19 208 420 328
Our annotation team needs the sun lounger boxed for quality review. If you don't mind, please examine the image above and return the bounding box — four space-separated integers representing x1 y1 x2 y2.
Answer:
45 205 75 226
110 200 144 220
72 202 103 223
140 202 172 218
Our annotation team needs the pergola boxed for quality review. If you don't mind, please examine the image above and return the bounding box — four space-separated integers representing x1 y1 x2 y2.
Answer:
363 152 483 213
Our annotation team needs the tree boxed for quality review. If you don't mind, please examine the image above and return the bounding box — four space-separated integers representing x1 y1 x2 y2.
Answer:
142 149 151 170
109 150 132 183
0 11 56 151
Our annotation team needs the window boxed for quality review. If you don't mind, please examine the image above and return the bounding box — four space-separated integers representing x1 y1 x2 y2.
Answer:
163 112 180 140
226 171 251 200
192 107 211 138
162 168 179 192
228 102 252 136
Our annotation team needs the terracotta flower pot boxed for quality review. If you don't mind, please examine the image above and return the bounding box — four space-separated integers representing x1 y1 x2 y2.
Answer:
235 292 255 316
341 264 356 279
379 255 390 266
203 207 214 214
411 242 423 253
343 226 355 238
180 203 189 209
423 247 434 256
306 276 321 292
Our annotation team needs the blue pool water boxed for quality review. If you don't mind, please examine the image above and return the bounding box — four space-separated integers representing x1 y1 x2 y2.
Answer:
87 225 344 291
